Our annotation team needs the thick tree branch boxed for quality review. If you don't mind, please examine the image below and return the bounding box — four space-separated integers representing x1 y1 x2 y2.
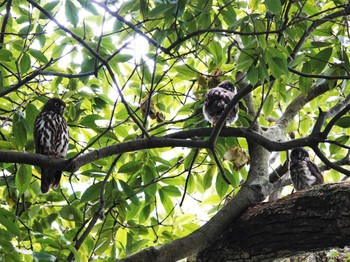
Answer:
0 128 335 173
196 182 350 261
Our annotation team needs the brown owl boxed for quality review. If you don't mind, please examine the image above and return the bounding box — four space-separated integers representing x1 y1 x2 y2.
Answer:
34 98 69 193
203 80 239 126
289 148 324 191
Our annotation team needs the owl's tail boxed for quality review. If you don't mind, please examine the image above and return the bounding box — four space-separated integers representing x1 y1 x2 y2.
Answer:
41 168 62 193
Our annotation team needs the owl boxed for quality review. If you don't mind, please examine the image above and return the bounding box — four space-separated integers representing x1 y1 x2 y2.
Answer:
289 147 324 191
34 98 69 193
202 80 239 126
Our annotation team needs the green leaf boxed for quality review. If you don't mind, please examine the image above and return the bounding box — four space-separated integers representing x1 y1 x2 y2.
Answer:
0 49 13 62
77 0 99 14
66 244 82 262
33 252 57 262
202 166 215 190
65 0 79 27
221 4 236 27
79 114 104 128
118 161 143 174
68 78 78 90
335 116 350 128
310 48 332 74
184 150 197 170
39 1 60 19
247 65 259 86
263 95 274 116
0 208 21 236
60 205 83 223
160 185 181 197
139 204 151 223
119 180 139 205
19 24 34 36
114 54 133 63
81 182 102 202
140 0 149 19
15 164 31 194
29 48 49 63
174 65 197 78
208 41 223 66
20 53 31 74
148 4 174 18
159 189 174 214
329 135 349 155
13 111 27 150
311 41 332 48
215 173 229 198
299 62 313 94
0 141 15 150
265 0 281 14
266 47 288 79
142 162 157 196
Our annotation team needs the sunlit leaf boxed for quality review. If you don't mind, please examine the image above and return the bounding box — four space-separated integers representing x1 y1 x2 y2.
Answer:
160 185 181 197
60 205 83 224
39 1 60 19
0 49 13 62
0 208 20 236
159 189 174 214
13 111 27 150
29 48 49 63
119 161 143 174
265 0 281 14
65 0 79 27
81 182 102 202
309 48 333 74
203 166 215 190
20 53 31 74
299 62 313 94
215 172 229 198
15 164 31 194
263 95 274 116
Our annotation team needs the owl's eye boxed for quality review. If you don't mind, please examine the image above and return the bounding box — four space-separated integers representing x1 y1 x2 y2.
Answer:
54 102 60 107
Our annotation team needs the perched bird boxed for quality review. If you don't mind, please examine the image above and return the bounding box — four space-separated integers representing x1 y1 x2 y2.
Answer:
203 80 239 126
34 98 69 193
289 147 324 191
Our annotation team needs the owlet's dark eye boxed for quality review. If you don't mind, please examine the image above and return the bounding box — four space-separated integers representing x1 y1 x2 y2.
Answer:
54 102 60 107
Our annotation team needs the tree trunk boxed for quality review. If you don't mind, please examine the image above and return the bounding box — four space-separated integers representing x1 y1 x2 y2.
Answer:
195 182 350 262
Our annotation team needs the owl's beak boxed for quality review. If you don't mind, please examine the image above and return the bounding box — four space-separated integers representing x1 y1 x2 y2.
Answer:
60 105 65 115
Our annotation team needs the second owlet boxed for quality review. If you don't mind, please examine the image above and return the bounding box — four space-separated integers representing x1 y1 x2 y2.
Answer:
203 80 239 127
289 147 324 191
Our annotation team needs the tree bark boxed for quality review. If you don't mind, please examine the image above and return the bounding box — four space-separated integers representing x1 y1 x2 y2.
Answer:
195 182 350 262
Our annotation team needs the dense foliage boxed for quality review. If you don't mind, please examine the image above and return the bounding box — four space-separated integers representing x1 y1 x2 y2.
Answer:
0 0 349 261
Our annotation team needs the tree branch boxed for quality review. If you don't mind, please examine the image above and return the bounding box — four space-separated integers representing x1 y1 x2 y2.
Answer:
0 128 332 173
0 0 12 48
196 182 350 261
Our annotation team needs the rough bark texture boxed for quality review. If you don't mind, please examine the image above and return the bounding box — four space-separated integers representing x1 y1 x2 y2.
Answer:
195 182 350 262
